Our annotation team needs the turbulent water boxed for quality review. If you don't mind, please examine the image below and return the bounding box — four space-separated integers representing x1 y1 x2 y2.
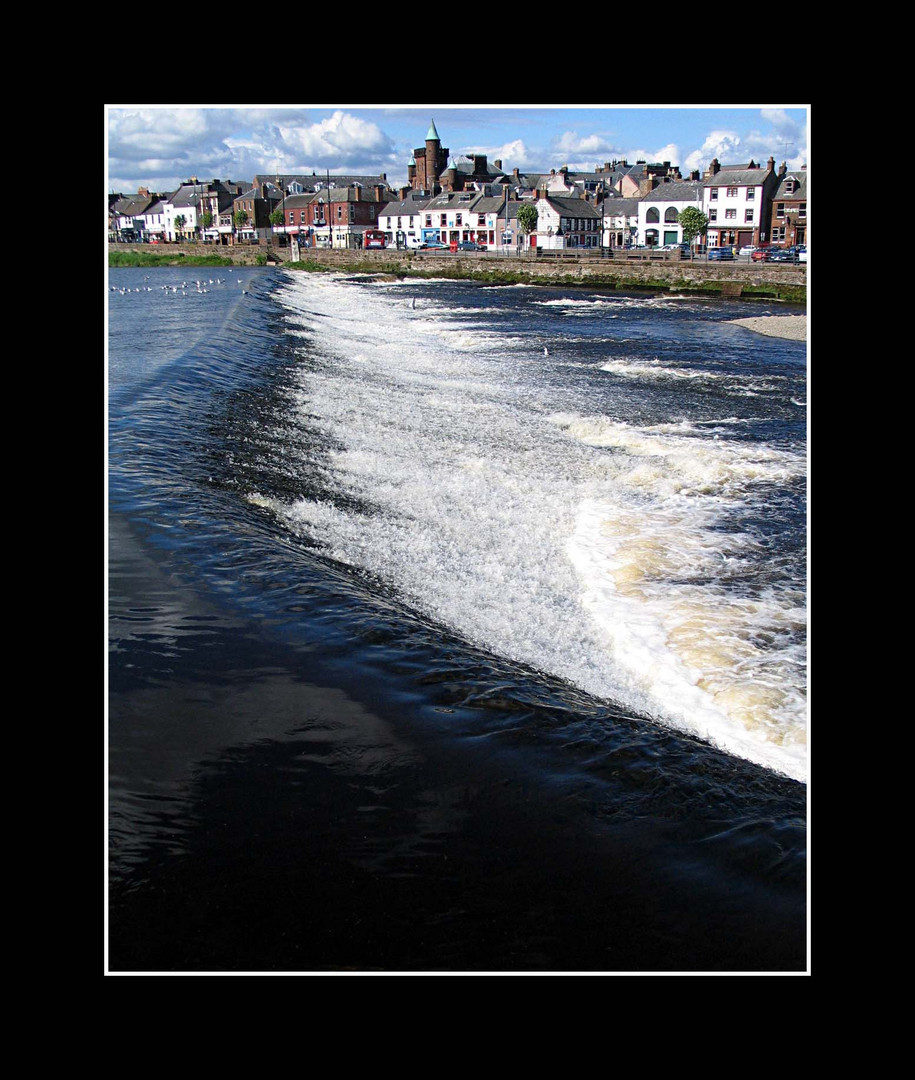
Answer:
107 265 808 973
267 273 807 779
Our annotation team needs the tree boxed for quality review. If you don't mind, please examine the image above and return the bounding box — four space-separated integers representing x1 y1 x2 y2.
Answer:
517 202 538 237
678 206 708 249
517 203 538 252
201 211 213 229
269 209 285 245
174 214 186 242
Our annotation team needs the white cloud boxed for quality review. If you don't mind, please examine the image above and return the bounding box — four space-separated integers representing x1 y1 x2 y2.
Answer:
682 130 744 174
107 107 398 193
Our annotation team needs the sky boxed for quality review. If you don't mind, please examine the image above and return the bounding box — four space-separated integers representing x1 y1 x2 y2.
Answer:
106 105 810 195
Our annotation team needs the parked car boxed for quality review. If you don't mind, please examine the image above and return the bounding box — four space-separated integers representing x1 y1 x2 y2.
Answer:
739 245 757 256
708 247 734 261
422 239 448 249
797 246 807 263
768 247 797 263
751 247 773 262
457 241 483 251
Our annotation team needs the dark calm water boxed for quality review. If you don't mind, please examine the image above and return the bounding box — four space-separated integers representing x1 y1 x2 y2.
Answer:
107 265 808 973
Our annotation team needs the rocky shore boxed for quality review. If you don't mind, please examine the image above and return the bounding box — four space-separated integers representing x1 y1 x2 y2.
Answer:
729 315 807 341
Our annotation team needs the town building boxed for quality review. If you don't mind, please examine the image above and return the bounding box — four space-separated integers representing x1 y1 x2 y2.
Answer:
769 167 808 248
222 182 284 243
280 184 389 248
637 180 704 248
702 158 780 250
407 119 509 196
377 193 433 248
532 192 603 249
108 189 161 242
600 195 641 249
402 189 505 247
596 159 684 198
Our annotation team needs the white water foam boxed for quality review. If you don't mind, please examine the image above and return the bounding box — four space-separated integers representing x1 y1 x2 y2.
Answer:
271 273 807 782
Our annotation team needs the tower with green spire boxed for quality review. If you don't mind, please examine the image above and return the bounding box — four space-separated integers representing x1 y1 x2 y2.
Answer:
411 119 448 193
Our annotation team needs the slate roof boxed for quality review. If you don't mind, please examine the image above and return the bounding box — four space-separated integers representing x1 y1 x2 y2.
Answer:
379 195 433 215
254 173 392 194
111 193 157 217
774 171 808 199
705 166 770 187
538 195 602 218
599 196 641 217
639 180 704 203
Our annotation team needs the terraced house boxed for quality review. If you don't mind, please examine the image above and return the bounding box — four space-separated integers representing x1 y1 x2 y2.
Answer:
769 167 807 248
701 158 781 250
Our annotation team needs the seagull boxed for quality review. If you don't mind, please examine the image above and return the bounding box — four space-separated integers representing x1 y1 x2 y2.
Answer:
543 346 549 356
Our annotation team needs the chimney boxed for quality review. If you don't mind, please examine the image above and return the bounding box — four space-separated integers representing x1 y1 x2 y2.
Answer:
494 159 502 171
138 186 149 198
513 168 520 179
374 185 385 203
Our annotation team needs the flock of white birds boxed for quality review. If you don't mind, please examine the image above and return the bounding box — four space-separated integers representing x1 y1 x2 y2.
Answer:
109 269 249 297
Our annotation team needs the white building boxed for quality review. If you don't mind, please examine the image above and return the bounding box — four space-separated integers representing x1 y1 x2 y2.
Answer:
380 189 504 248
140 198 168 241
701 158 780 250
637 181 703 248
600 196 640 249
377 194 432 248
532 194 602 249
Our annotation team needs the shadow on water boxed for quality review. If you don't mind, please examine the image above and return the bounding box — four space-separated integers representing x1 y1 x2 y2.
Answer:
109 515 805 973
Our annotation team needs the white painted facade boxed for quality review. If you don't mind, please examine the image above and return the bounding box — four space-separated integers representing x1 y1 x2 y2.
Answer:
703 180 762 247
164 199 199 242
533 196 601 249
637 186 702 247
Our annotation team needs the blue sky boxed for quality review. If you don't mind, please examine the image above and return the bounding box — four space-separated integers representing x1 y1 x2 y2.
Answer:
106 105 810 195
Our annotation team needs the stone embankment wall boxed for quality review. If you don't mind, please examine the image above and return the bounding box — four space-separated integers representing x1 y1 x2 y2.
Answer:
109 243 806 296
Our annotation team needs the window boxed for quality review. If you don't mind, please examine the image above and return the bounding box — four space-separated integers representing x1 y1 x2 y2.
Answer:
725 208 736 219
745 209 754 223
456 213 462 225
746 187 755 200
664 207 679 222
776 203 785 218
727 187 738 197
710 189 719 200
799 202 807 217
425 215 432 226
646 207 660 223
709 208 717 222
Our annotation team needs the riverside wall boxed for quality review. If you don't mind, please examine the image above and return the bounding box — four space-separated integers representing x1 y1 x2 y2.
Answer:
108 243 807 298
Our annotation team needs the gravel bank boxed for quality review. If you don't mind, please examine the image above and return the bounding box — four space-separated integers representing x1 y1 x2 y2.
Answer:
729 315 807 341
